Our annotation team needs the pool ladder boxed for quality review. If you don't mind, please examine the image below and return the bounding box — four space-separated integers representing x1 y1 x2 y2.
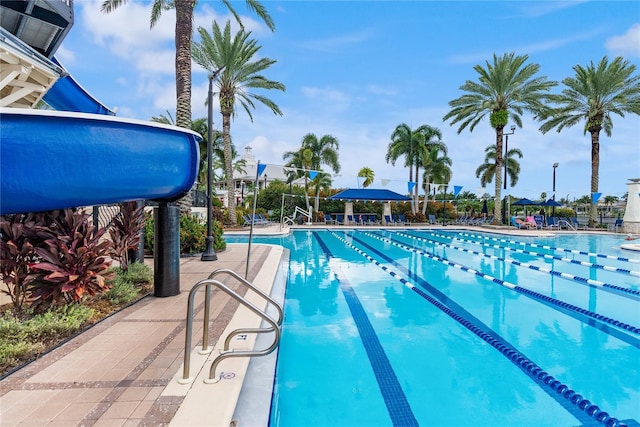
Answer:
180 268 283 384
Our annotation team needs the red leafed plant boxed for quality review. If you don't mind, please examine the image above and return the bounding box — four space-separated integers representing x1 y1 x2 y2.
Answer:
0 213 44 311
108 201 145 272
28 209 113 309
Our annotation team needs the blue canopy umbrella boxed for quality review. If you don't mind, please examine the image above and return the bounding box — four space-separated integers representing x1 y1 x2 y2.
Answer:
542 198 562 207
512 198 541 217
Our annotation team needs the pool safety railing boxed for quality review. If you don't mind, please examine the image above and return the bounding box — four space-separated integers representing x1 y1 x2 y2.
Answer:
181 268 283 384
282 205 313 226
557 219 577 232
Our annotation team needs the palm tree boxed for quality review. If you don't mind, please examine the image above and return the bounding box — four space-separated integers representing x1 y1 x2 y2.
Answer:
420 149 452 215
357 167 375 188
284 133 340 213
385 123 431 214
475 145 523 188
102 0 275 214
192 21 285 226
282 147 314 209
443 52 556 224
539 56 640 227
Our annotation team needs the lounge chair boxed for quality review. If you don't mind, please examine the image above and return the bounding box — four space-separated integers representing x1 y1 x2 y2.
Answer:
546 216 560 230
384 215 396 226
397 214 410 225
335 214 345 225
347 215 355 225
570 217 587 230
428 214 437 225
533 215 544 229
324 213 336 225
612 219 623 232
511 216 532 229
365 214 378 225
525 216 539 229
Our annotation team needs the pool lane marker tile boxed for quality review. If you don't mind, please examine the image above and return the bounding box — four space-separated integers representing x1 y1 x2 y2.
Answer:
314 232 419 427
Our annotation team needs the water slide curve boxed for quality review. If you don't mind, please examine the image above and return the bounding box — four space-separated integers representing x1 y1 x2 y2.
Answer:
1 62 201 215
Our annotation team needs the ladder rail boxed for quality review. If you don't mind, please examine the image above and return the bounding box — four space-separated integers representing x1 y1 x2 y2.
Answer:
182 276 281 382
200 268 283 352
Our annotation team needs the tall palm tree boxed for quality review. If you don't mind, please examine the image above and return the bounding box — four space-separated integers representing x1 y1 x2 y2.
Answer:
421 149 452 215
192 21 285 226
385 123 431 214
282 147 314 210
443 52 556 224
357 167 375 188
285 133 340 212
102 0 275 213
475 145 523 188
539 56 640 226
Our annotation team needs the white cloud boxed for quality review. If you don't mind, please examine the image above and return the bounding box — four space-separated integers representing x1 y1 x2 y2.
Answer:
606 23 640 57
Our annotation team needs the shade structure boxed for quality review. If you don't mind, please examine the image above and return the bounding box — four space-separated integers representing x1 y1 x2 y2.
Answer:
328 188 411 201
512 198 540 206
542 198 562 207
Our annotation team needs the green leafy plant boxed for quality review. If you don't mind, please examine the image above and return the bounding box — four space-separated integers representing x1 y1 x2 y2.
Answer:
180 214 206 254
108 202 145 272
28 210 113 309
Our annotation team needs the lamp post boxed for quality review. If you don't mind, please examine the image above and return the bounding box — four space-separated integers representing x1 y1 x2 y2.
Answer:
552 163 559 216
503 125 516 190
202 66 225 262
502 125 515 224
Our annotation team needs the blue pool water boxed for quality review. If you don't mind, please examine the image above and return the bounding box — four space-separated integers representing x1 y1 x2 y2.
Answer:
226 229 640 427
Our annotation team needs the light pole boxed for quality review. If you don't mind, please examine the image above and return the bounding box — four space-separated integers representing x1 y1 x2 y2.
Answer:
503 125 516 190
552 163 559 216
202 66 225 262
502 125 515 224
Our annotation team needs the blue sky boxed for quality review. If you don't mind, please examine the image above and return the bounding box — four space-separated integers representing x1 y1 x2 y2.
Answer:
56 1 640 201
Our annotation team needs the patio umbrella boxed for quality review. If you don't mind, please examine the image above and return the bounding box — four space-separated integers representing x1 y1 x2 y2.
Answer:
512 198 540 216
542 198 562 207
481 199 488 215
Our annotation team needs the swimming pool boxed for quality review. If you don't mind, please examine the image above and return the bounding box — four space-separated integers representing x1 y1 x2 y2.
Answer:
227 229 640 427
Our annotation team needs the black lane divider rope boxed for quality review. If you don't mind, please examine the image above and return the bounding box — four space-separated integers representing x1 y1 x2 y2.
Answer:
384 230 640 339
399 230 640 302
426 229 640 279
456 231 640 264
313 232 419 427
331 230 625 427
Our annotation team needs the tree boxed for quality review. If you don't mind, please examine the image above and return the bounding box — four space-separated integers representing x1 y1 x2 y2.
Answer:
420 148 452 215
385 123 432 214
102 0 275 214
284 134 340 214
357 167 375 188
539 56 640 227
192 21 285 226
475 145 523 188
443 52 556 224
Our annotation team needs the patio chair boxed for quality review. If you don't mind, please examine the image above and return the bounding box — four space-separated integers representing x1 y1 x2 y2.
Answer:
525 216 539 229
511 216 532 229
384 215 396 226
533 215 545 229
397 214 410 225
546 216 560 230
324 213 335 225
428 214 437 224
613 219 623 232
570 217 587 230
335 214 345 225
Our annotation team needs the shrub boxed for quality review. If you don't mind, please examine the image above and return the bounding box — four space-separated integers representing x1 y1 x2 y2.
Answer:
104 276 138 305
180 214 206 254
120 261 153 285
108 202 145 272
144 212 225 255
0 213 44 311
29 210 113 310
0 304 93 372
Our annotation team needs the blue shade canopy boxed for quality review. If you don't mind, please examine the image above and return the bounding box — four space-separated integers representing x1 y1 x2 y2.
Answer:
512 198 540 206
329 188 411 201
542 198 562 207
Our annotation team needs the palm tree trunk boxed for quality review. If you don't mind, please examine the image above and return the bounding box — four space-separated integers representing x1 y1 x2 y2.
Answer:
589 131 600 227
493 129 504 224
174 0 194 214
222 112 237 226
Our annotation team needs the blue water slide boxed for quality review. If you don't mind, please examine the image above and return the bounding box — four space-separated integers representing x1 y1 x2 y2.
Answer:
0 108 200 215
42 57 116 115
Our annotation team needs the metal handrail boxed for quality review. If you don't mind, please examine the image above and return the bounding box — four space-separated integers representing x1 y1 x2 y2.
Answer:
181 275 281 383
200 268 283 352
558 219 577 232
